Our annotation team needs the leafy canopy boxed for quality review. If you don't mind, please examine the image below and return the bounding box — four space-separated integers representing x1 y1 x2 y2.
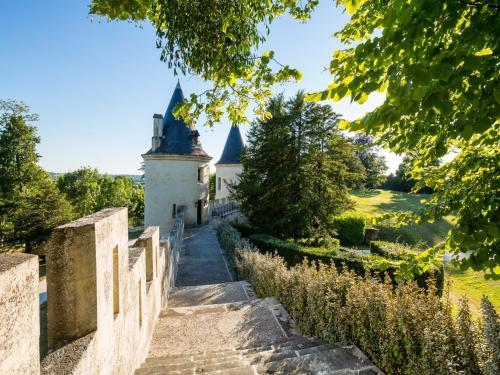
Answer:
57 167 145 226
90 0 318 125
89 0 499 275
309 0 499 277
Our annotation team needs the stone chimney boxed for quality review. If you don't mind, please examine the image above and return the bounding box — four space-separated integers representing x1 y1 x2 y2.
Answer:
152 114 163 151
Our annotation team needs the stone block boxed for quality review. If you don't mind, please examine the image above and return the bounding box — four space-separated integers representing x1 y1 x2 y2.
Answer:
0 253 39 375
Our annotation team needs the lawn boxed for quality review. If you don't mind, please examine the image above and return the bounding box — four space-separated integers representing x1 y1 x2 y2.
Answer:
445 265 500 315
349 189 499 314
349 189 455 245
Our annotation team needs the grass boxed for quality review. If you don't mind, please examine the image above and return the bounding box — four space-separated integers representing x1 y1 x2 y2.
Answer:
349 189 498 314
445 264 500 315
349 189 455 245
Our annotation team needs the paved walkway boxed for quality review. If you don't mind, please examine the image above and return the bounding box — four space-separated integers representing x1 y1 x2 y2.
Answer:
175 225 233 287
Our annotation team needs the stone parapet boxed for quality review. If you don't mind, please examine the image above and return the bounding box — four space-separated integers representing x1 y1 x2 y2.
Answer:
0 207 186 375
0 253 39 375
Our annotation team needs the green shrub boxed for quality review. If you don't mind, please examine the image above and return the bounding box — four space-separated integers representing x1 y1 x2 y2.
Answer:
216 221 242 255
249 233 339 266
248 233 443 295
229 222 258 237
234 247 497 374
370 241 416 260
331 214 365 245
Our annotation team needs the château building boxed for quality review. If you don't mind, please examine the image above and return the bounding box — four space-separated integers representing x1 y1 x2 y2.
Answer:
143 83 211 235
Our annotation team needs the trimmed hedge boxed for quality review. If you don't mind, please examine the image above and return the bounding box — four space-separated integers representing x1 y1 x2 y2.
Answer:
370 240 416 260
331 214 365 245
229 222 258 238
248 233 339 266
248 233 443 295
235 247 498 374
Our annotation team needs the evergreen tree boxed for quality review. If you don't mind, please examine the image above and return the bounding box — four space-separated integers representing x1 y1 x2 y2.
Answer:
0 100 74 247
232 92 364 239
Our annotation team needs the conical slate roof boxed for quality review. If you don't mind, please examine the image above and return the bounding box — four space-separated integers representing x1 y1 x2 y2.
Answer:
152 82 210 158
216 126 244 164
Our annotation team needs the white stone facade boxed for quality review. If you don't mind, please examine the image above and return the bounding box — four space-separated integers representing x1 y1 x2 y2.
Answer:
215 164 243 204
144 154 211 235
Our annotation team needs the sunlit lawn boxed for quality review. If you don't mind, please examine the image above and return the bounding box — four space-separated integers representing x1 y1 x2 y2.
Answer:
349 189 455 245
349 189 498 315
445 265 500 315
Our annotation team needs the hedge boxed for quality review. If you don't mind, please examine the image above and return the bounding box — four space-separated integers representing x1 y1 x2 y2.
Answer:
331 214 365 245
235 247 499 374
370 240 416 260
248 233 339 266
248 233 443 295
229 222 258 238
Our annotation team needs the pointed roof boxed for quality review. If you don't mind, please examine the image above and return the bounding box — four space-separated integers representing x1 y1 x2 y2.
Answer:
217 125 244 164
152 82 210 158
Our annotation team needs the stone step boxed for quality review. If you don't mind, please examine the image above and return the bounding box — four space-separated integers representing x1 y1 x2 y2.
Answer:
135 358 246 374
148 298 291 358
145 335 324 365
142 340 331 370
256 346 383 375
167 281 256 308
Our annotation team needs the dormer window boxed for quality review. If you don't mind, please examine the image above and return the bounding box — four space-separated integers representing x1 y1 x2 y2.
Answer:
190 130 200 145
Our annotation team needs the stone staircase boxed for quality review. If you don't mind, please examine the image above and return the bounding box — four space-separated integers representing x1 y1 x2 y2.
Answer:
135 281 382 374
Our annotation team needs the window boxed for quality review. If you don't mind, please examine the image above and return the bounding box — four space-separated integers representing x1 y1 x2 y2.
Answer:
198 167 202 182
172 204 177 219
218 177 221 190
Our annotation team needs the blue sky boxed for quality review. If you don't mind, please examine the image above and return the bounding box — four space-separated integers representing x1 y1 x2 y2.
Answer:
0 0 401 174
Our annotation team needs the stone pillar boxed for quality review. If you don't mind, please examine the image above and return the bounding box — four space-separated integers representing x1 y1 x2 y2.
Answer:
0 253 39 374
135 226 160 282
46 207 128 349
364 227 380 244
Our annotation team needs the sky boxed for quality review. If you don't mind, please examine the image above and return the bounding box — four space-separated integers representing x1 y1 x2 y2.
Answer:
0 0 402 175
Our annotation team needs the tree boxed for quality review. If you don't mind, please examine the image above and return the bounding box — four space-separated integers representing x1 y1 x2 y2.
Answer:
56 167 145 225
352 134 387 189
232 92 364 239
0 100 74 247
90 0 499 274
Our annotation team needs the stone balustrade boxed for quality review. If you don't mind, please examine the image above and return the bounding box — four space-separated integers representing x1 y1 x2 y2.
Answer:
0 207 185 375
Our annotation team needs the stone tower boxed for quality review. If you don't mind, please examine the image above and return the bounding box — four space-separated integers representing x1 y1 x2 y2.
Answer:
143 83 211 234
215 125 244 204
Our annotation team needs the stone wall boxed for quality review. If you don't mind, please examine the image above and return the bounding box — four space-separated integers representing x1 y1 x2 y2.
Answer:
214 164 242 204
0 207 184 375
0 253 39 374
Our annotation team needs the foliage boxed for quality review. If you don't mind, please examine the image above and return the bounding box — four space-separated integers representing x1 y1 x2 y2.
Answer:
480 298 500 375
0 100 74 247
382 155 433 193
331 214 365 246
235 245 498 373
370 241 416 260
245 231 441 293
215 220 242 255
375 221 425 245
229 222 258 238
91 0 500 274
209 172 216 202
306 0 500 276
90 0 317 126
351 133 387 188
56 167 144 225
232 92 364 239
